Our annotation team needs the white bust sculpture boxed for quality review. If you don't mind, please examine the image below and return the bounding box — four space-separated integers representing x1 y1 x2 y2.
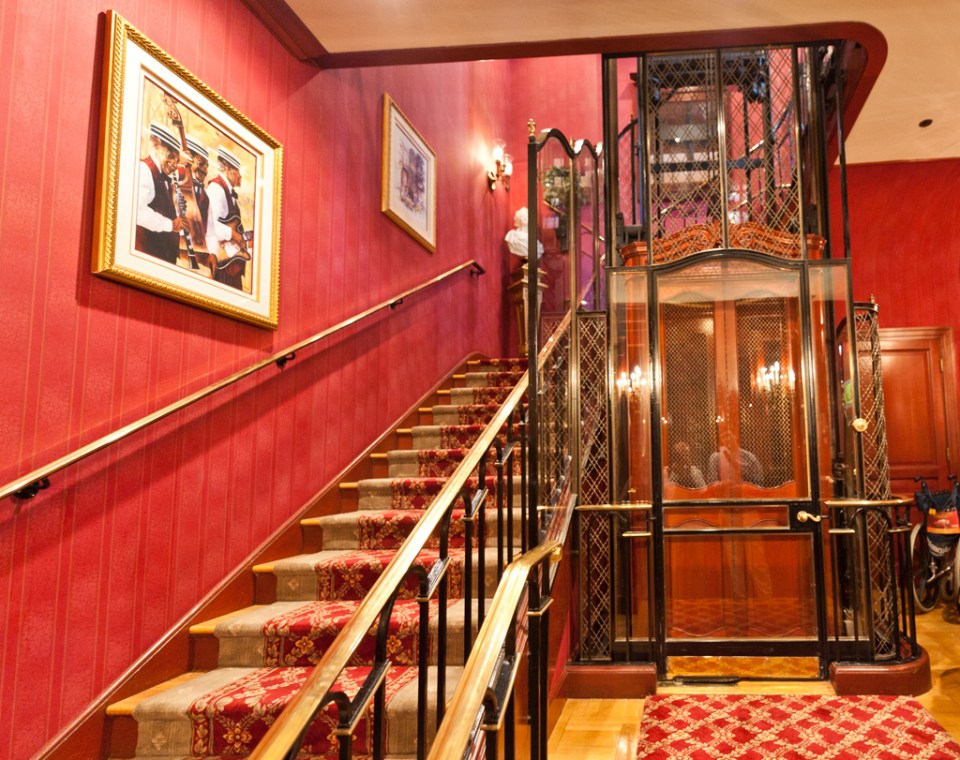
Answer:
504 207 544 260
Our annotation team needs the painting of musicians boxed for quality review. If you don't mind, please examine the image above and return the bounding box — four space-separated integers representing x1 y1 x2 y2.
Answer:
136 80 256 293
93 11 282 328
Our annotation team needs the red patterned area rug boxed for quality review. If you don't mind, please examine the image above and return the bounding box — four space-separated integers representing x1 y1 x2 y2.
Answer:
636 694 960 759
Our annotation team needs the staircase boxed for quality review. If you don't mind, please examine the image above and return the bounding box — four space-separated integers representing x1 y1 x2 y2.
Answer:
104 358 527 759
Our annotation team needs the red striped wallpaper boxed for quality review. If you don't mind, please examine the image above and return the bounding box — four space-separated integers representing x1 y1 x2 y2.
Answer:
833 160 960 369
0 1 581 756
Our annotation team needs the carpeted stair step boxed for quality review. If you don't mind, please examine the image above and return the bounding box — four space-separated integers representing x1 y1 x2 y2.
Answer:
349 475 522 511
387 448 521 478
429 403 509 426
306 509 482 550
467 358 527 371
260 548 501 602
462 370 524 388
448 386 514 405
116 664 461 758
410 423 509 449
191 598 483 668
306 506 524 551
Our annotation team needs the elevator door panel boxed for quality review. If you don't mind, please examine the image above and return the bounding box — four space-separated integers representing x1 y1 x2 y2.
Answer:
656 260 818 659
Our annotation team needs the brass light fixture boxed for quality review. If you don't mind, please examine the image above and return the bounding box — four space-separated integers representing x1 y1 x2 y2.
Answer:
487 139 512 190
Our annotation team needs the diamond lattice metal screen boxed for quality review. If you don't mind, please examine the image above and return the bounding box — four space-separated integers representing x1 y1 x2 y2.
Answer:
855 307 892 500
721 49 801 238
642 49 807 262
646 53 721 245
854 304 897 659
577 313 612 659
579 510 613 660
538 323 571 515
579 314 609 506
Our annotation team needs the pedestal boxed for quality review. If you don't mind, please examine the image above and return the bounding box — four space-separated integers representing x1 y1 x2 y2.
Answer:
507 264 547 357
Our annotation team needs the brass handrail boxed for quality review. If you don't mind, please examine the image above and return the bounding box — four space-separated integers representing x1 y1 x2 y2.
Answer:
1 259 484 502
427 539 561 760
251 308 572 759
824 498 911 508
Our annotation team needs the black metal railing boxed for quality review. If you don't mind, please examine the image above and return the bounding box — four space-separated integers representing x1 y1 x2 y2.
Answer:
427 539 561 760
825 498 920 663
249 364 533 759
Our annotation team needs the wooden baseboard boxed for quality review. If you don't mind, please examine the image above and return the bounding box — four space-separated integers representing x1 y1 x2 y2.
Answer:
830 648 933 696
560 664 659 699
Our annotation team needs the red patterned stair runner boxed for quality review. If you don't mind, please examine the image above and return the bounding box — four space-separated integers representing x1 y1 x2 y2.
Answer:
315 548 465 601
471 371 525 388
467 386 513 404
356 509 480 550
414 449 521 477
262 599 444 667
451 403 507 425
476 358 526 368
436 424 508 448
385 475 513 510
188 665 417 758
138 359 525 760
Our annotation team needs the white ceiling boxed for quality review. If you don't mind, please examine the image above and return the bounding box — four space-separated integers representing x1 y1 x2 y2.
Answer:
281 0 960 164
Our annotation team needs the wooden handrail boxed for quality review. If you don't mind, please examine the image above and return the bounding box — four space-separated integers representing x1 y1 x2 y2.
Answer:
1 259 484 502
251 307 572 759
427 539 561 760
250 365 530 759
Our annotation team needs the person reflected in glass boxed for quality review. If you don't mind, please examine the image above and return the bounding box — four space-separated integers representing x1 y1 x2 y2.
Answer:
708 428 764 486
664 441 706 489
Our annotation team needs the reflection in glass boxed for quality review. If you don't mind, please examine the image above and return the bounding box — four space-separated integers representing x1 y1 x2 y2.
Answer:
658 259 809 500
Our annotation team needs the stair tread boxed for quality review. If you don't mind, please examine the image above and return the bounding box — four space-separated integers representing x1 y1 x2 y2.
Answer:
190 606 266 635
123 665 462 758
106 671 207 716
201 598 484 669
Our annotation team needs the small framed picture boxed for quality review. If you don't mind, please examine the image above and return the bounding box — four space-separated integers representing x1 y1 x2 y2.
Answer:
381 94 437 253
92 11 283 328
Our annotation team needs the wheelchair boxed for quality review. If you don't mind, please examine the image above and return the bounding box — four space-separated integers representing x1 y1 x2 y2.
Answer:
910 475 960 613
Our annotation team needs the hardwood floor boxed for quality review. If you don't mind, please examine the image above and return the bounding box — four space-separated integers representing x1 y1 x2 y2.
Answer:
547 606 960 760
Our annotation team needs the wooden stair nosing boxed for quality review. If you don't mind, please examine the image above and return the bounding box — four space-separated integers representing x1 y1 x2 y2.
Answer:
105 671 207 716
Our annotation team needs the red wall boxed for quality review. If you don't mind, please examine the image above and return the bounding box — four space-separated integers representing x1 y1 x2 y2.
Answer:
0 2 525 756
834 159 960 371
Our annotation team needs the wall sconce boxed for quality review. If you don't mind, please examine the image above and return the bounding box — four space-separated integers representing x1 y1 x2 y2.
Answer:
615 366 646 394
488 139 513 191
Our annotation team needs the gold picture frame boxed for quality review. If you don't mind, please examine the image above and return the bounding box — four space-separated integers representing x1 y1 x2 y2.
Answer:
381 94 436 253
93 11 283 329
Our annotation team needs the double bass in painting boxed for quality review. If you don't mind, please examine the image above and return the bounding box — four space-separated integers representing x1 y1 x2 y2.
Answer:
162 93 210 273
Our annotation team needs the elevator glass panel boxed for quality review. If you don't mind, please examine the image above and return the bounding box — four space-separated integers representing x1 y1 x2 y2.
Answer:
656 258 819 665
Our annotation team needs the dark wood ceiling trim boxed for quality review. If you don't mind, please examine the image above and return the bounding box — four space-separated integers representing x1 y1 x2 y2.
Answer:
240 7 886 152
308 21 885 72
309 21 885 158
241 0 327 59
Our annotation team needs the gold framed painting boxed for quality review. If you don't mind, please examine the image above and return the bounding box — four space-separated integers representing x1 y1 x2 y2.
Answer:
93 11 283 329
381 94 436 253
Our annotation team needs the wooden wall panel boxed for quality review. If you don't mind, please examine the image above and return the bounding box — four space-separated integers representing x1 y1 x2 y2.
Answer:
832 160 960 494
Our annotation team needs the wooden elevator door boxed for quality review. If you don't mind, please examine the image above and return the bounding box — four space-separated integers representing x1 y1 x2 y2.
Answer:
879 327 960 496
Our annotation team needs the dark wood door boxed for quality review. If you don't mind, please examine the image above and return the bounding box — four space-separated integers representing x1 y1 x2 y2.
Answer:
879 327 960 496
